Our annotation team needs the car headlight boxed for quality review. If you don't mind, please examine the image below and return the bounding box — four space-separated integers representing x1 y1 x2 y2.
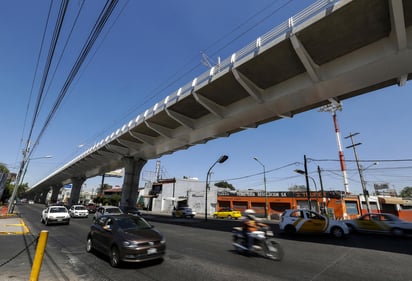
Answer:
122 241 139 248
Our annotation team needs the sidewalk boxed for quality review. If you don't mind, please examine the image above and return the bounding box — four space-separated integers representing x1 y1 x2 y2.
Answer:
0 206 34 281
0 206 80 281
0 214 30 235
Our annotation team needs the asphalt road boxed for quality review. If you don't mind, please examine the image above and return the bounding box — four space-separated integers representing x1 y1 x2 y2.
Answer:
12 204 412 281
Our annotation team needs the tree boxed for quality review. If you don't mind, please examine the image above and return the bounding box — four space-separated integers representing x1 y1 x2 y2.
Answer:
399 187 412 198
0 163 10 202
98 183 112 196
214 181 235 190
0 163 8 173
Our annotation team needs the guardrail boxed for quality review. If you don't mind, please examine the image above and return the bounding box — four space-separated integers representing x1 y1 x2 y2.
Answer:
103 0 341 147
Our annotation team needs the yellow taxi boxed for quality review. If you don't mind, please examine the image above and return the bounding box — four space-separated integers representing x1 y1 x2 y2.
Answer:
344 213 412 236
279 209 349 238
213 208 242 219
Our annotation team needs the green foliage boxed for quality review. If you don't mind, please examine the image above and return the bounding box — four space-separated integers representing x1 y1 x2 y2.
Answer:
399 186 412 198
92 194 121 206
214 181 235 190
108 195 121 206
98 183 112 195
0 163 9 173
0 164 18 202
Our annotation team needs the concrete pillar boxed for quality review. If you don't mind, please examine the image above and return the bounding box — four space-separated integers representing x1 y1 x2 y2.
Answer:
39 188 49 204
70 177 86 206
50 185 62 203
121 157 147 208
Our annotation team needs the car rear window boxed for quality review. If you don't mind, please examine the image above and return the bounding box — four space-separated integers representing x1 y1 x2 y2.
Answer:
51 207 67 213
106 208 121 213
117 217 152 230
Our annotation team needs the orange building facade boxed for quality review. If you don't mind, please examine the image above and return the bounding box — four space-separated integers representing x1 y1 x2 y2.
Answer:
217 190 412 221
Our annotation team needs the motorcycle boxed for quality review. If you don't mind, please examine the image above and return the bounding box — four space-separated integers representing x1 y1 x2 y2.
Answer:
232 226 284 261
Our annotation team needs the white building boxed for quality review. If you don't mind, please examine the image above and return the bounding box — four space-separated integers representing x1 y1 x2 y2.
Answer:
139 177 218 216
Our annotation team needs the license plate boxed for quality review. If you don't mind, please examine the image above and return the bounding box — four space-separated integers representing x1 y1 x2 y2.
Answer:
57 218 62 221
147 248 157 255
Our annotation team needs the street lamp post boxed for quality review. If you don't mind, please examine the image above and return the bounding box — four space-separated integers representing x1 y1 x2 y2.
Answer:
205 155 228 222
253 157 269 220
294 169 318 211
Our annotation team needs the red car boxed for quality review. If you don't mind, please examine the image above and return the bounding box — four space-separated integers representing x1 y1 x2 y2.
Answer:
85 203 97 213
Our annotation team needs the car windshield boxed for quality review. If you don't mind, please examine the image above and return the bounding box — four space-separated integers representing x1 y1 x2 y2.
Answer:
51 207 67 213
116 217 152 230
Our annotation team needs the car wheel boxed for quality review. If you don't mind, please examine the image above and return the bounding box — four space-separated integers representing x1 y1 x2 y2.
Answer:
331 226 344 238
45 219 49 226
40 217 44 224
227 215 232 220
110 246 121 267
86 237 94 253
391 228 404 236
213 215 218 219
284 225 296 234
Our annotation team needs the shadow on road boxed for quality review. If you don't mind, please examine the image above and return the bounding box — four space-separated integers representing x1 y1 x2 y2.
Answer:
144 212 412 256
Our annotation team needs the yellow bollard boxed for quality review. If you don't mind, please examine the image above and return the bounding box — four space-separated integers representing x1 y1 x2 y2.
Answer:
30 230 49 281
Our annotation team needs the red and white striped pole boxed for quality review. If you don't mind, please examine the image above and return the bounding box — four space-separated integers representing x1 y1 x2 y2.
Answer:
333 111 350 193
320 100 350 194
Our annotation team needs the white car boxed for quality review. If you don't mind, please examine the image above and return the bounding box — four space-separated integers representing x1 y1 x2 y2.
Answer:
279 209 349 238
41 206 70 225
69 205 89 218
172 207 196 218
93 206 123 222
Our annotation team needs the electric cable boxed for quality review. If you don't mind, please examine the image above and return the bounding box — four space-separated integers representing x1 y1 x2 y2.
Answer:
29 0 119 158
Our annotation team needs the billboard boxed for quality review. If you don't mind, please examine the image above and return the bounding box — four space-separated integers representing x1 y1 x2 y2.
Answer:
105 169 124 178
374 183 389 190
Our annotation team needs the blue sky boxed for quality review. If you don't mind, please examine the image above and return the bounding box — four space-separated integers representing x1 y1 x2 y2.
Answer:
1 0 412 196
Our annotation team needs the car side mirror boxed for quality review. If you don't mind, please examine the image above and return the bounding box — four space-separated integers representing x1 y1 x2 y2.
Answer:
103 225 112 231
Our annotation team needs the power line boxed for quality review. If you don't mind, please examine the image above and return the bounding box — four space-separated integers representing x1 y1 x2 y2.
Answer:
30 0 119 157
80 0 295 146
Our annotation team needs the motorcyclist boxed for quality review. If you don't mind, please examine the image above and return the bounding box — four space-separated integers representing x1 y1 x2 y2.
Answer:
242 209 268 253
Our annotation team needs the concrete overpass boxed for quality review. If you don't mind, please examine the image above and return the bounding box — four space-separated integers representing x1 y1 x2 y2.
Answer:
26 0 412 207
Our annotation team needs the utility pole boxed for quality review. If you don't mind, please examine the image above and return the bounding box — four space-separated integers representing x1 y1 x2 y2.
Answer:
8 142 30 214
304 155 312 210
345 132 371 213
317 165 326 215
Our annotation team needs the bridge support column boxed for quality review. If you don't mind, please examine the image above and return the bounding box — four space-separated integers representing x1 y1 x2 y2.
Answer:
39 188 49 204
49 185 62 204
70 177 86 206
121 157 147 208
